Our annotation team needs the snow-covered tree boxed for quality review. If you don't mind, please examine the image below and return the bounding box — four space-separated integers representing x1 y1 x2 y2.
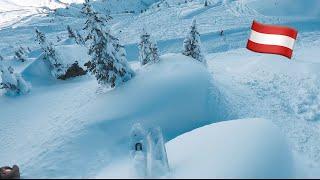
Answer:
150 42 160 64
0 54 4 61
81 0 112 42
183 19 206 64
204 0 208 7
76 30 85 45
114 39 135 77
56 36 62 42
67 25 85 45
35 29 65 78
14 46 27 62
138 30 160 66
0 65 31 96
67 25 77 39
83 0 134 87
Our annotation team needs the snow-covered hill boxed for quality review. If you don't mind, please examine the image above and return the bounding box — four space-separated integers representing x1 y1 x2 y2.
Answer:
0 0 320 178
167 118 294 178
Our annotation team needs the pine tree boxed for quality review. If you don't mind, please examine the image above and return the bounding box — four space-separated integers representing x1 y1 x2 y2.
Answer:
204 0 208 7
14 46 27 62
76 30 85 45
150 41 160 64
67 25 85 45
183 19 206 64
0 65 31 95
114 39 135 79
138 30 160 66
82 0 112 43
0 54 4 61
83 0 134 87
35 29 65 78
67 25 77 39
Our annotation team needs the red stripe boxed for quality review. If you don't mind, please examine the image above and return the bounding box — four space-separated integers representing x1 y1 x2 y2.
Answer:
246 40 293 59
252 20 298 39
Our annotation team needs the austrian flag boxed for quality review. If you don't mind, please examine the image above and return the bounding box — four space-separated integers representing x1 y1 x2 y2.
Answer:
247 21 298 59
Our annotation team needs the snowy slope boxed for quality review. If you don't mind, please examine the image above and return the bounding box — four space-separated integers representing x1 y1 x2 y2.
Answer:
0 0 83 28
0 0 320 178
167 118 294 178
0 54 223 178
246 0 320 17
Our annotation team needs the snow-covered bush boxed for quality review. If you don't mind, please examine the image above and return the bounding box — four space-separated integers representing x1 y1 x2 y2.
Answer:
83 0 134 88
14 46 28 62
0 66 31 96
139 29 160 66
35 29 66 79
183 19 206 64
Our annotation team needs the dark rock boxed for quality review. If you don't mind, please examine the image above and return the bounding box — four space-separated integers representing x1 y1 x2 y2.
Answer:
58 61 87 80
0 165 20 179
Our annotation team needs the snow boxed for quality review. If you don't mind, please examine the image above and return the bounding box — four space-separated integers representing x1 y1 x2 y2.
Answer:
246 0 320 17
0 54 218 178
166 118 294 178
0 0 84 28
0 0 320 178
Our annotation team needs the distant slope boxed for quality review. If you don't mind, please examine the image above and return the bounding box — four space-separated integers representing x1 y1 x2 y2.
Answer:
0 0 83 28
246 0 320 17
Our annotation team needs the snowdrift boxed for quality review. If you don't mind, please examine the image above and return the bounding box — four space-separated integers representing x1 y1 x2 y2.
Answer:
166 118 295 178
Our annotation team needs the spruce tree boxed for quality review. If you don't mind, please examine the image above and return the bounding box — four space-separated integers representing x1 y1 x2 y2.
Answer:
183 19 206 64
67 25 77 39
83 0 134 88
76 30 85 45
139 30 160 66
14 46 27 62
35 29 65 78
204 0 208 7
67 25 84 45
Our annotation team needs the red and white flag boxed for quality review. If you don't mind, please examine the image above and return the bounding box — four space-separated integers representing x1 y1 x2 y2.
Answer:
247 21 298 59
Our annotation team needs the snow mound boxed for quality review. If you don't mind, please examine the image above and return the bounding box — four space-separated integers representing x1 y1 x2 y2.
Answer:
22 44 90 83
166 118 295 178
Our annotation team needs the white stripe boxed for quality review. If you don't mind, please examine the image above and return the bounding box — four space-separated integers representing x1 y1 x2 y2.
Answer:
249 30 295 49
